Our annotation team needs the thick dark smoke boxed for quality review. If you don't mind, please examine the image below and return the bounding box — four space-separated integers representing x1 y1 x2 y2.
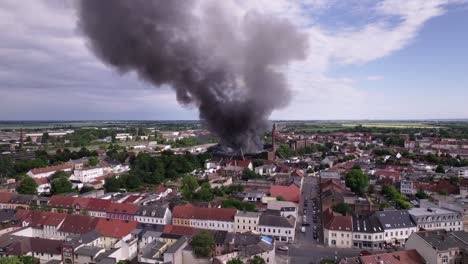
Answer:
77 0 308 153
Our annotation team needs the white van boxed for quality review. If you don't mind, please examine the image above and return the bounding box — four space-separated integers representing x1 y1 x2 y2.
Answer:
301 226 306 233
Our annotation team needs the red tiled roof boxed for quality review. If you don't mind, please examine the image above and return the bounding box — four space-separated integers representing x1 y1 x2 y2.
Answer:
106 202 138 214
85 198 111 212
28 211 67 228
163 224 195 236
172 204 236 222
29 163 72 175
270 184 300 202
359 249 424 264
323 208 352 231
0 192 14 203
121 195 144 204
33 178 49 186
95 218 137 238
155 186 168 195
58 214 98 234
291 169 304 177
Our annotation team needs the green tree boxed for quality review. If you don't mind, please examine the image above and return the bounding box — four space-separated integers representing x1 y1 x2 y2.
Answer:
435 165 445 173
332 202 351 215
51 176 73 194
415 189 429 199
0 256 22 264
241 168 260 181
104 177 122 192
276 196 285 201
190 231 215 257
196 182 214 201
222 198 256 212
248 256 266 264
0 157 15 178
50 170 68 181
345 169 369 196
227 258 244 264
181 175 199 201
16 176 38 195
88 156 99 167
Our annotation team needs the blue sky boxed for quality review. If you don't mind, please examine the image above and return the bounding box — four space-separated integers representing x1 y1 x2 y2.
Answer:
0 0 467 120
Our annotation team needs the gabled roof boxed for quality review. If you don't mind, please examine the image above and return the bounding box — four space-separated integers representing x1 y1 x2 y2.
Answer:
136 205 167 218
95 218 137 238
29 163 72 175
259 214 295 228
58 214 99 234
85 198 111 212
0 192 14 203
359 249 424 264
33 177 49 186
270 184 300 202
163 224 195 236
172 204 236 222
323 208 352 231
106 202 138 214
28 211 67 228
375 210 416 230
226 160 252 168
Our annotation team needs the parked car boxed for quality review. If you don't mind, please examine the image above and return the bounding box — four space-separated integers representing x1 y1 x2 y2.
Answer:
303 223 310 226
313 232 318 239
301 226 306 233
278 246 289 251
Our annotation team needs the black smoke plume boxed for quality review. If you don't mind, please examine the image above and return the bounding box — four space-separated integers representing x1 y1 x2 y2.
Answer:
77 0 308 153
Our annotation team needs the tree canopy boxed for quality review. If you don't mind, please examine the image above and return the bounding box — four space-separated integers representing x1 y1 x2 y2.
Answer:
181 175 199 201
190 231 215 258
345 169 368 196
51 176 73 194
16 176 38 195
248 256 266 264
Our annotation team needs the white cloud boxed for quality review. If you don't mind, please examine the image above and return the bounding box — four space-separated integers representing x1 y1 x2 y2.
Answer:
0 0 466 119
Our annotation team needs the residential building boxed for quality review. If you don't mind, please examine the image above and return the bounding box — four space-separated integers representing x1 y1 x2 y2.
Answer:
267 200 298 219
405 230 468 264
359 249 425 264
352 214 384 250
323 208 353 248
409 207 463 232
134 205 172 225
269 184 300 203
234 211 261 234
172 204 236 232
73 167 104 183
258 213 296 242
26 163 72 178
375 210 417 245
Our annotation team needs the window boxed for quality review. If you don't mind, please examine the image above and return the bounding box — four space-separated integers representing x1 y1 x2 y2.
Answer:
442 256 448 264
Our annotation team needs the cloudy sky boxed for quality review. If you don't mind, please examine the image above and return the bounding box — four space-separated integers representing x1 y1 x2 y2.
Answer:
1 0 467 120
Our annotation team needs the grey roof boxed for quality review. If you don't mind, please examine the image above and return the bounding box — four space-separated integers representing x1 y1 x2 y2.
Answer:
375 210 416 230
165 236 188 254
136 205 167 218
415 230 468 251
236 211 261 218
259 214 295 228
409 207 460 218
141 240 166 260
0 209 18 223
352 214 383 234
97 258 116 264
75 246 104 257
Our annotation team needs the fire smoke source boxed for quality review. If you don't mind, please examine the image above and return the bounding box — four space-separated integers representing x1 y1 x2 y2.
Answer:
77 0 308 153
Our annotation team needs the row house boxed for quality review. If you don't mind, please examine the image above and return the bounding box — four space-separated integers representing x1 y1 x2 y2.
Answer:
405 230 468 264
375 210 417 245
408 207 463 231
234 211 261 233
323 208 353 248
134 205 172 225
172 204 237 232
258 213 296 242
352 214 385 250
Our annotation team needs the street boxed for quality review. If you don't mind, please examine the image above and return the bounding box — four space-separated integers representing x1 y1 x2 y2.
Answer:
275 173 362 264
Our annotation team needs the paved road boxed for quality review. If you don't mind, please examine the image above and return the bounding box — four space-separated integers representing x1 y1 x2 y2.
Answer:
275 174 362 264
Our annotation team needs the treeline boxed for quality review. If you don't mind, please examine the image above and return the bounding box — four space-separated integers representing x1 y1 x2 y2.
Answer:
104 151 211 192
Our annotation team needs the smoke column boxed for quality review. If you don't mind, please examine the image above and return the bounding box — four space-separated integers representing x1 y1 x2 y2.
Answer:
77 0 308 153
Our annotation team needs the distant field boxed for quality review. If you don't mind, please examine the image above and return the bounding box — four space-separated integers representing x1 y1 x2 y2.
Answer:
341 122 442 129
